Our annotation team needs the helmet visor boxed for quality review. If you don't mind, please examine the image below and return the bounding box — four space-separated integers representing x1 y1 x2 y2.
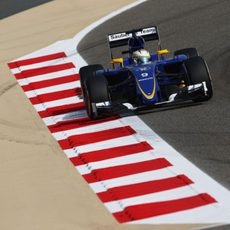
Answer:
137 57 150 64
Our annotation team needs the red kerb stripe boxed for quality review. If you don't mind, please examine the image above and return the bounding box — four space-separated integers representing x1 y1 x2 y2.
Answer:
83 158 172 183
38 102 85 118
70 141 153 166
14 63 75 79
98 175 193 203
58 126 136 150
48 116 120 133
8 52 66 68
29 88 81 104
22 74 79 91
113 193 217 223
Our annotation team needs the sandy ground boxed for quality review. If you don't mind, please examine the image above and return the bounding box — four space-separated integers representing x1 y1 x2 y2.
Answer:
0 0 208 229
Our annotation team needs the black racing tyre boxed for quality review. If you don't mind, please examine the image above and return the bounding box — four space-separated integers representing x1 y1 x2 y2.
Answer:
79 64 103 98
85 74 110 119
184 56 213 101
79 64 103 85
174 48 198 58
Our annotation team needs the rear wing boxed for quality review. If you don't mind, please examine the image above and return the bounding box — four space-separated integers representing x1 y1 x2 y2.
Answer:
108 26 160 49
107 26 161 65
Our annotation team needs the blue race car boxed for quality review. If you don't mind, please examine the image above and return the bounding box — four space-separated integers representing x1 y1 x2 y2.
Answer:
79 26 213 119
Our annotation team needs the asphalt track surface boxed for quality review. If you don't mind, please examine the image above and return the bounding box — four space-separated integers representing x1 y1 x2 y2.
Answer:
0 0 53 19
78 0 230 192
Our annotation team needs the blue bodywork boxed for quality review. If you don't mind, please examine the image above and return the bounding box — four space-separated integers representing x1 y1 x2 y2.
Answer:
99 53 188 106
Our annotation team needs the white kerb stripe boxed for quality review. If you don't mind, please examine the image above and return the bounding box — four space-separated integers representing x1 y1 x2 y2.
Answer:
33 96 83 112
43 109 87 126
25 81 80 98
89 168 179 193
63 135 142 158
53 119 125 140
70 134 141 152
17 69 77 86
10 58 66 74
76 150 159 175
105 186 205 213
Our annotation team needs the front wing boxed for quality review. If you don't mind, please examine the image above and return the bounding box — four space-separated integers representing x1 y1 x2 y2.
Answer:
95 82 208 113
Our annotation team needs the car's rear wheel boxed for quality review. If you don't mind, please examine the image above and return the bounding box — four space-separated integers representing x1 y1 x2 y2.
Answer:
85 74 110 119
174 48 198 58
184 56 213 101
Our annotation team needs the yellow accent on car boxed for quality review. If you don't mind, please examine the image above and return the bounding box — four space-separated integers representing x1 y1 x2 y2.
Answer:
157 49 170 55
111 58 124 67
111 58 124 64
136 77 156 100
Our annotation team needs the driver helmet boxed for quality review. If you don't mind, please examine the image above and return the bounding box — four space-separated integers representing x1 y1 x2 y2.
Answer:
132 49 151 64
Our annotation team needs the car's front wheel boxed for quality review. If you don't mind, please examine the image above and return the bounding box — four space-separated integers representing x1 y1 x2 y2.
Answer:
184 56 213 101
79 64 103 86
85 74 110 119
79 64 103 99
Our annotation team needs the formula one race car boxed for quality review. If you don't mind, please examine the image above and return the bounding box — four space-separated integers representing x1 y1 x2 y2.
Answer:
80 26 213 119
